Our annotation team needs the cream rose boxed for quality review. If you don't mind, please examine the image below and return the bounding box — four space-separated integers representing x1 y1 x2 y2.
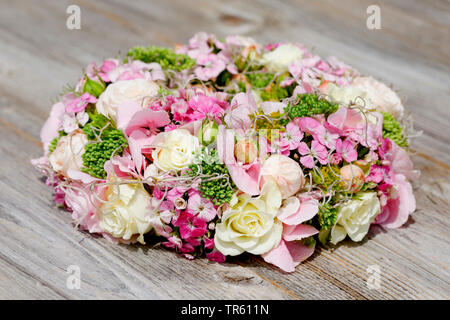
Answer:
352 77 404 119
325 83 370 107
261 154 304 199
330 192 381 244
260 44 303 73
214 179 283 256
48 129 88 176
152 129 200 172
100 182 152 244
96 79 159 121
325 78 404 119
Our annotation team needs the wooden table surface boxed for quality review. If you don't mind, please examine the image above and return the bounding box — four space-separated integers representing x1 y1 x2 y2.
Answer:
0 0 449 299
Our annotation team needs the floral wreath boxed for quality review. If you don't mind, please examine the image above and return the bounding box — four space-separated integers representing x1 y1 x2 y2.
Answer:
32 33 419 272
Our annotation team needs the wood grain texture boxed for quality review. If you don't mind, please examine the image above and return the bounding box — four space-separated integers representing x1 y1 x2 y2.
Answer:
0 0 449 299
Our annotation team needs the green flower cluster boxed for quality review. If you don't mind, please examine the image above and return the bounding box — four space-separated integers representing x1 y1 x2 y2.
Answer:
188 149 235 206
246 72 292 101
246 72 274 88
312 166 342 191
286 93 339 119
381 112 408 148
317 202 338 230
81 113 128 179
125 46 195 72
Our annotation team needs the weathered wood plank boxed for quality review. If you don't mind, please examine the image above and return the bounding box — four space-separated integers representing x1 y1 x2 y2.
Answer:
0 0 449 299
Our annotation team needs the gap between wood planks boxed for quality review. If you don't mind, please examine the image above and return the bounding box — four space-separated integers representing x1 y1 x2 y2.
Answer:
1 115 448 299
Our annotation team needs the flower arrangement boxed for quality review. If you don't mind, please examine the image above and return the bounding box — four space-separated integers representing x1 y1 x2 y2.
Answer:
32 33 419 272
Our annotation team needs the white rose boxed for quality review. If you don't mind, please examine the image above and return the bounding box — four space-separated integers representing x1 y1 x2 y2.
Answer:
214 179 283 256
326 83 370 107
100 182 152 244
152 129 200 172
48 129 88 176
330 192 381 244
96 79 159 121
352 77 404 119
260 44 303 73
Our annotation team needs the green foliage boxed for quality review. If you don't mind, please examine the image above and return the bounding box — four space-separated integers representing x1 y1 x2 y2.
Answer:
246 72 292 101
158 87 172 97
81 129 128 179
81 113 127 179
82 113 110 139
260 85 291 102
48 137 59 153
286 94 339 119
188 149 235 206
301 236 316 248
312 166 342 191
83 78 105 98
215 70 232 87
125 46 195 71
247 73 274 88
317 203 338 230
254 115 286 141
48 131 68 153
381 112 408 148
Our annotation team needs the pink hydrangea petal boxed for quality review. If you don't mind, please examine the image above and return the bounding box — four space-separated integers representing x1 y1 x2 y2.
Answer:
282 224 318 241
300 155 314 168
116 101 142 132
375 174 415 229
262 239 315 273
277 197 300 222
297 142 310 155
40 102 65 150
387 141 420 181
128 129 153 173
227 163 261 196
285 241 315 266
262 240 297 272
126 109 171 137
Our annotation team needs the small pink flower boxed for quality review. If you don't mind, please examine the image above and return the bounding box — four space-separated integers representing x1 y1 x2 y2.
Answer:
195 53 226 81
335 139 357 163
188 94 226 122
297 117 327 145
282 122 304 150
171 99 190 122
65 93 97 113
321 129 340 149
173 211 208 240
206 250 226 263
330 153 342 165
366 165 390 184
204 237 215 250
297 140 328 168
224 92 257 131
166 187 189 203
186 190 217 222
162 235 183 249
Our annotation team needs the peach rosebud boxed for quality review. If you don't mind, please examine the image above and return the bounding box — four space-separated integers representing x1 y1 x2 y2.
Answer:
340 164 365 193
234 138 258 164
261 154 305 199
